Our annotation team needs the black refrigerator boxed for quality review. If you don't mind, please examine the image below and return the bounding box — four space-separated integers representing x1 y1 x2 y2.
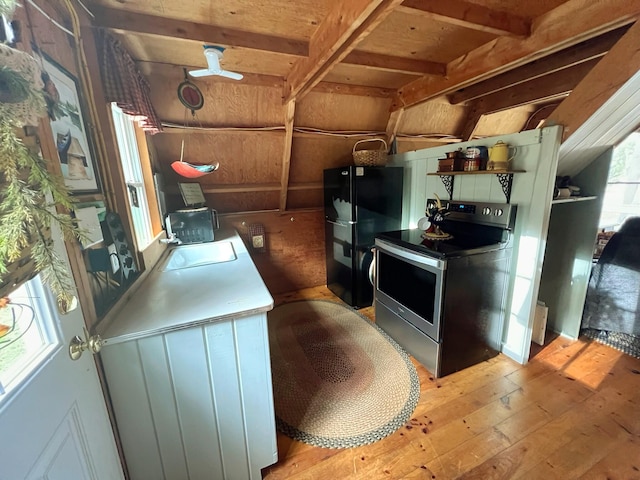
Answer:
324 166 403 308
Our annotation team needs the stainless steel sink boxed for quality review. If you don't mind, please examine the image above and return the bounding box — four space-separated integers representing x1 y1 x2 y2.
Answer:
160 241 236 271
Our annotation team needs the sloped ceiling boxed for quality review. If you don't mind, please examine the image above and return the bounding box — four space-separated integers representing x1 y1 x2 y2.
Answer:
85 0 640 212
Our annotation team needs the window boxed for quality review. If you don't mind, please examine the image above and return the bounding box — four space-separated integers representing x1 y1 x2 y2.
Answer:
111 103 154 249
0 277 59 400
599 132 640 231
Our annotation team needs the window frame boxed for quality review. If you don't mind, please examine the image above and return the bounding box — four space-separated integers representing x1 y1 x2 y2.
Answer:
0 276 61 405
599 131 640 231
110 103 162 250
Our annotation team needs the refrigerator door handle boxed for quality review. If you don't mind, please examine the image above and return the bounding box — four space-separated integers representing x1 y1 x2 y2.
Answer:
327 218 357 225
326 219 350 227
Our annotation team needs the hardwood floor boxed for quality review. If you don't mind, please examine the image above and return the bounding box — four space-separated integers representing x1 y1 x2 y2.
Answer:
263 286 640 480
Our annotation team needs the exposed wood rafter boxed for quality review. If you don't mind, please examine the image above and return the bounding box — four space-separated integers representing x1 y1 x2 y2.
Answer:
284 0 405 102
399 0 530 37
455 58 600 140
137 61 394 98
310 81 395 98
543 19 640 141
91 6 308 56
458 101 484 141
92 5 444 77
385 109 404 145
473 58 600 115
279 100 296 211
448 27 627 105
343 50 445 76
137 60 285 88
391 0 640 111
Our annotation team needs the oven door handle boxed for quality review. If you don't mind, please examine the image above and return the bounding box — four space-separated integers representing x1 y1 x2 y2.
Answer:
375 238 446 270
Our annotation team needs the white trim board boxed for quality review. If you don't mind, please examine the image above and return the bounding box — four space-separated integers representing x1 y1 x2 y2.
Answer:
558 69 640 177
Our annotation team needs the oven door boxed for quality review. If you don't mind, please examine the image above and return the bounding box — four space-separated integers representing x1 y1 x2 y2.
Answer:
375 238 445 341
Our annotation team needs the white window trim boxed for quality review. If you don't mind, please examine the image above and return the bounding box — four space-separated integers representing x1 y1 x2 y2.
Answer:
111 103 154 249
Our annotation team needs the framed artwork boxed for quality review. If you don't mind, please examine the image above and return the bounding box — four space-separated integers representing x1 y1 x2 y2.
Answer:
40 52 100 193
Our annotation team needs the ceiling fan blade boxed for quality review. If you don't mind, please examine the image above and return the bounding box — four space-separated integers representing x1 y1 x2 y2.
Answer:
218 70 244 80
188 45 242 80
188 68 215 78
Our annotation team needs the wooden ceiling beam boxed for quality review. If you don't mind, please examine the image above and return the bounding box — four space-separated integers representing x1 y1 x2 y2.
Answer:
279 100 296 212
137 60 395 98
448 27 628 105
473 58 601 115
385 109 404 145
310 81 395 98
93 6 442 77
284 0 405 102
391 0 640 111
343 51 445 76
458 102 484 141
92 6 309 57
543 19 640 141
137 60 285 88
399 0 530 37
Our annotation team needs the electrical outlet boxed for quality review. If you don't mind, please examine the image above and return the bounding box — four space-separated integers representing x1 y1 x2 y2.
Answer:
252 234 264 249
248 223 266 252
107 243 119 273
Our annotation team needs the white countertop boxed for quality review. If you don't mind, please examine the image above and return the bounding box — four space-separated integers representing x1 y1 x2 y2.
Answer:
99 229 274 345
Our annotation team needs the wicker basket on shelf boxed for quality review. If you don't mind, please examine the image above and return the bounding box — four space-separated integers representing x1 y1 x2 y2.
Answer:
352 138 388 166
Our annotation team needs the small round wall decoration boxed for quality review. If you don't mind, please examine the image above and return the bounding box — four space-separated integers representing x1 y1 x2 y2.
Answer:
177 79 204 112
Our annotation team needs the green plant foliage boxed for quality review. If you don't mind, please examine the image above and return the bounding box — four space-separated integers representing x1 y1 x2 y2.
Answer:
0 0 17 17
0 63 84 311
0 66 31 103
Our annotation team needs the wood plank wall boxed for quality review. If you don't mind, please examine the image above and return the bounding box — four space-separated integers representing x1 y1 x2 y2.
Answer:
13 0 163 326
144 64 398 294
15 2 102 324
16 2 550 301
222 210 325 295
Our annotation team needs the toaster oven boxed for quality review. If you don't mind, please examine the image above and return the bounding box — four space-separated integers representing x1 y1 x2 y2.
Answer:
166 208 219 244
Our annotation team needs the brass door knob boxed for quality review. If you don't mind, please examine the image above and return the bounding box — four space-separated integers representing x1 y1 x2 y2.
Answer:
69 329 104 360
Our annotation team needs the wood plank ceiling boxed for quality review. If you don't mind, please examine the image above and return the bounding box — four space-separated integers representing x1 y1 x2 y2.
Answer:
85 0 640 213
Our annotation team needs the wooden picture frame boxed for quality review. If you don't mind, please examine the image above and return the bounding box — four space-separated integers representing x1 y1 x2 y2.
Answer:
40 52 101 194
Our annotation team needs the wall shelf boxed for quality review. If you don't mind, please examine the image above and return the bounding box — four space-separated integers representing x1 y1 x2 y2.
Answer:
427 170 526 203
551 195 597 205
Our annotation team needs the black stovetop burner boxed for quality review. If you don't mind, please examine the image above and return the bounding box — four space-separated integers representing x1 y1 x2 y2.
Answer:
377 200 516 259
376 226 507 259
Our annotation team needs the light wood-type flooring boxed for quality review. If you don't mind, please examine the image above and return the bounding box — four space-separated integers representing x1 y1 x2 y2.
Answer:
263 286 640 480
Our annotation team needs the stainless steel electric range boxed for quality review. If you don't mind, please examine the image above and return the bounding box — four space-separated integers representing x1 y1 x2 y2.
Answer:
374 199 516 378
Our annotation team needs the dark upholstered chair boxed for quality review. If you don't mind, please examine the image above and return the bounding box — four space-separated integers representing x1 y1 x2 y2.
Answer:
581 217 640 356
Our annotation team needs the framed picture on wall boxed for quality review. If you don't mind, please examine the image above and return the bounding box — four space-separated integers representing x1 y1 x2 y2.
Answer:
40 52 101 194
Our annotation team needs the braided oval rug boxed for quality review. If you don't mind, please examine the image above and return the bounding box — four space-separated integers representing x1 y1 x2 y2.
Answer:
267 299 420 449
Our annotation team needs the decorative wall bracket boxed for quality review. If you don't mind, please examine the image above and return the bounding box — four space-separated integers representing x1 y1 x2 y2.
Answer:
438 175 454 200
428 170 524 203
496 173 514 203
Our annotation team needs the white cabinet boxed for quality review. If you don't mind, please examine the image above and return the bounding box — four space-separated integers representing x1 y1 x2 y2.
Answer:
97 230 277 480
101 311 277 480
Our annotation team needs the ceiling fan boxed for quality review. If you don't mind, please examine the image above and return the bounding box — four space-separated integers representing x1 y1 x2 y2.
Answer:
189 45 244 80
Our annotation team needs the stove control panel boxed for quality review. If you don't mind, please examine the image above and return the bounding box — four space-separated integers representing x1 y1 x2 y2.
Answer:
449 203 476 214
427 199 516 229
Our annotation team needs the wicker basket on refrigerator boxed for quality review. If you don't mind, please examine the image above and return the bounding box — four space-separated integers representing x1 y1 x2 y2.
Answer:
352 138 388 166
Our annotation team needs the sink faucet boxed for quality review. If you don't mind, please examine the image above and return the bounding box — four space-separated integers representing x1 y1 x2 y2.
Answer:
160 232 182 245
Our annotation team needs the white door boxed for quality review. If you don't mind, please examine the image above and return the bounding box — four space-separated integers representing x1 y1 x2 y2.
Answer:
0 241 124 479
